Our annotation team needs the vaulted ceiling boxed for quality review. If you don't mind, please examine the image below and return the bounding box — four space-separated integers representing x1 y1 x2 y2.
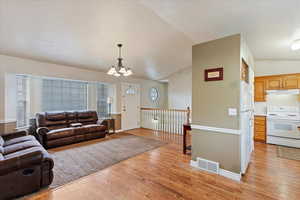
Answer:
0 0 299 80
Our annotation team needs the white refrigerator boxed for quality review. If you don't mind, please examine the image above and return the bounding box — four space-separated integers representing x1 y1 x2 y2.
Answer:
240 67 255 174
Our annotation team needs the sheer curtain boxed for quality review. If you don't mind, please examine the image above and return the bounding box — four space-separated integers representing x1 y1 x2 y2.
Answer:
96 83 109 118
16 75 29 127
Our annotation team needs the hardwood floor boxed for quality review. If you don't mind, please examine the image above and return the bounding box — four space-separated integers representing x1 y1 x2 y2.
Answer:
27 128 300 200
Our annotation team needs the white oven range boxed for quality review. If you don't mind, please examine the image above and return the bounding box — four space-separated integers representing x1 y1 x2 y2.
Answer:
267 106 300 148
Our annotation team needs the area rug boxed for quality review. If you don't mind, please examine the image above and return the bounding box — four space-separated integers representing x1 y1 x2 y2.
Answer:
49 133 166 188
277 145 300 161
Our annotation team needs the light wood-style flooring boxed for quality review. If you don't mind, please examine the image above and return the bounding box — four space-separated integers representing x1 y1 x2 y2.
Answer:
27 128 300 200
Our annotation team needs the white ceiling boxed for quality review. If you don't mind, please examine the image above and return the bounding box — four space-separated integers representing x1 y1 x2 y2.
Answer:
141 0 300 60
0 0 299 80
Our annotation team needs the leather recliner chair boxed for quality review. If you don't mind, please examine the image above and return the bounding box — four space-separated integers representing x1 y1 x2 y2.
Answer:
0 131 54 200
35 110 108 149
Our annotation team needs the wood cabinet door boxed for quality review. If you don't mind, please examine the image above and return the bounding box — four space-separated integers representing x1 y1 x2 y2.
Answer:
282 75 299 89
254 116 266 142
266 77 282 90
254 79 265 102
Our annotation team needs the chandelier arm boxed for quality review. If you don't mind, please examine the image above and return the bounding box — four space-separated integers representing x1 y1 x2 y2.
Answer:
108 44 132 77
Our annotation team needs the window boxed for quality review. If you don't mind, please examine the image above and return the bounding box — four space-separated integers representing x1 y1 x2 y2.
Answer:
97 83 109 118
126 86 136 95
42 79 88 111
16 75 29 127
15 74 114 127
150 87 159 102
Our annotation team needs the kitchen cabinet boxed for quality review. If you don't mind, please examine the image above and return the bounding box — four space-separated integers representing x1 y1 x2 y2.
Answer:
282 75 300 89
266 77 282 90
254 73 300 102
254 116 266 142
254 78 266 102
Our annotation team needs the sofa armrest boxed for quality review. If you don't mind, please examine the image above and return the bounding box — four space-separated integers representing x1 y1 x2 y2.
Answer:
0 148 43 176
40 148 54 170
37 127 49 135
98 119 108 127
2 131 27 141
36 127 49 146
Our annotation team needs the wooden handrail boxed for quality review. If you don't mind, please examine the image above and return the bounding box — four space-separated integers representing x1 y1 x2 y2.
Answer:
140 106 191 134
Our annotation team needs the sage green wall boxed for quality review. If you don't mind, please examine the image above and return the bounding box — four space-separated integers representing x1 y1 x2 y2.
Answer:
192 130 241 173
191 34 242 173
192 34 241 129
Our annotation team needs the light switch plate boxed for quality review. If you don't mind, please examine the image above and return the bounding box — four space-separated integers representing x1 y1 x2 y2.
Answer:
228 108 237 116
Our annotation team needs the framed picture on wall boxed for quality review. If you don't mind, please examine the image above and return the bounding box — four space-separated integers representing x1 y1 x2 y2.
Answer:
204 67 223 81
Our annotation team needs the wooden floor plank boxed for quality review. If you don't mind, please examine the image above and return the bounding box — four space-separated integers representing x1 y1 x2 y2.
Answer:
26 128 300 200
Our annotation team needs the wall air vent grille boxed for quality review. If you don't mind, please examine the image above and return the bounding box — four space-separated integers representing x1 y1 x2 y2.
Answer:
196 157 219 174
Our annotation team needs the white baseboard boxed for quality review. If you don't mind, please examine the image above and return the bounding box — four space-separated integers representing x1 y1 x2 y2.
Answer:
190 160 198 168
115 129 124 133
219 169 241 182
190 160 241 182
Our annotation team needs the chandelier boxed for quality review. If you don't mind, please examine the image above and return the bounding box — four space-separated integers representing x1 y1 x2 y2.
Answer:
107 44 133 77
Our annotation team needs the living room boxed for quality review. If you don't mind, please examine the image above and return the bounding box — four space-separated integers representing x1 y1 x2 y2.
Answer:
1 1 300 200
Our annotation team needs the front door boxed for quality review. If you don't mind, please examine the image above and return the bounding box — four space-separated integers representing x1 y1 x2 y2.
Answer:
121 83 140 131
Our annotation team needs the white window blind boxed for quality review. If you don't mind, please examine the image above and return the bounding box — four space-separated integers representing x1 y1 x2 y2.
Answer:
42 79 88 111
16 75 29 127
97 83 109 118
15 74 113 127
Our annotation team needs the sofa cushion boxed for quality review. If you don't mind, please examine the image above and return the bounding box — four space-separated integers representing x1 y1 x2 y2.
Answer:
77 111 92 119
46 128 75 140
77 111 98 124
83 124 106 132
46 124 69 131
44 120 68 127
3 140 41 155
66 112 77 123
42 112 69 128
0 136 4 146
46 112 67 121
73 127 89 135
4 135 36 147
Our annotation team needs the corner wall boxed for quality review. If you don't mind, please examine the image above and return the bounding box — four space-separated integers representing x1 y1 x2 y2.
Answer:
167 67 192 109
191 34 241 173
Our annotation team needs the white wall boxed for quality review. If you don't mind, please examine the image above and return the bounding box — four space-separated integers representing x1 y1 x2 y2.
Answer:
0 54 167 121
167 67 192 109
255 60 300 76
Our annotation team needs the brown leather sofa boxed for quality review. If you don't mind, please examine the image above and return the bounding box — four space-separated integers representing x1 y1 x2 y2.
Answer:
36 110 108 149
0 131 54 200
